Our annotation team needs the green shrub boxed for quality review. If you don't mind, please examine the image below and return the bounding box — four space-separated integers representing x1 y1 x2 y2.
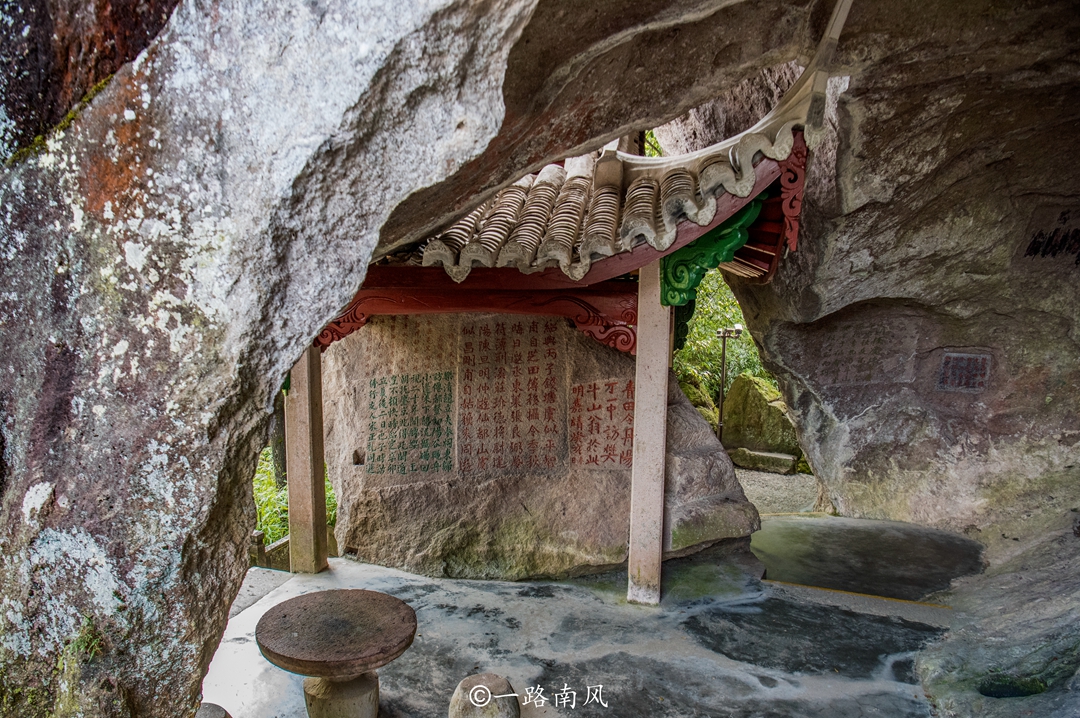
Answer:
252 448 336 545
673 268 775 401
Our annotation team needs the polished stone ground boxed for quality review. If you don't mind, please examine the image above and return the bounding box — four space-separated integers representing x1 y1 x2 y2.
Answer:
204 537 951 718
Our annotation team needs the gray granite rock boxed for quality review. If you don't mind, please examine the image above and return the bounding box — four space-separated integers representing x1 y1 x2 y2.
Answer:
654 3 1080 713
0 2 538 715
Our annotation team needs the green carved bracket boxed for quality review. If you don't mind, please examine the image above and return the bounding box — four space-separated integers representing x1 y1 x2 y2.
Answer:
661 196 764 306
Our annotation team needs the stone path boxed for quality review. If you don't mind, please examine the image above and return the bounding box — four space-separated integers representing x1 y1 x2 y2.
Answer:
229 567 292 618
206 542 943 717
735 468 819 514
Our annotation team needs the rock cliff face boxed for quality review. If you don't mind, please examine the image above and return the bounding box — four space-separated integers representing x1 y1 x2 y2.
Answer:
655 0 1080 711
2 0 1077 715
0 2 825 715
657 0 1080 537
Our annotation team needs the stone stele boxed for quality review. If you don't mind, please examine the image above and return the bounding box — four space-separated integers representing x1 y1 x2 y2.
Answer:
322 313 758 579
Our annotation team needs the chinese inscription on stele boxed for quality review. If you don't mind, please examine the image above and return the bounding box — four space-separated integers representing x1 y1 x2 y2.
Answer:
937 352 991 393
458 318 568 473
570 379 635 469
366 371 454 475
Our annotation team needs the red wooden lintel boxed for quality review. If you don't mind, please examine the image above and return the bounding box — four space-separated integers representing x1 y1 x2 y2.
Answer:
315 281 639 354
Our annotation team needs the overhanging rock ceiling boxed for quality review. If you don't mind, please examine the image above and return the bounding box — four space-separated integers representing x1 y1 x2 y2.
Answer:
407 0 846 285
317 0 853 353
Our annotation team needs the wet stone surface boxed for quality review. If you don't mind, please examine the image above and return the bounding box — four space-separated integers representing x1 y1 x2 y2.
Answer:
684 596 941 681
751 515 984 601
207 547 939 718
528 653 932 718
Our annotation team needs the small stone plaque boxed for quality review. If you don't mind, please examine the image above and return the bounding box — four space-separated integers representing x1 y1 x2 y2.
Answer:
937 353 991 393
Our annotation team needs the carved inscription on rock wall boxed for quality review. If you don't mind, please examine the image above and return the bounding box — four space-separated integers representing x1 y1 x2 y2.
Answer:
569 379 635 469
458 318 567 473
366 371 455 475
1019 206 1080 268
816 323 917 386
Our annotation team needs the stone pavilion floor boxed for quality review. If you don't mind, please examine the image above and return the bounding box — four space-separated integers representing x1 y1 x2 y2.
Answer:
203 520 966 718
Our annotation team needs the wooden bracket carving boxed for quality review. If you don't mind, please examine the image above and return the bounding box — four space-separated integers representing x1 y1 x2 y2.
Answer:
659 196 764 306
778 131 807 253
573 322 637 355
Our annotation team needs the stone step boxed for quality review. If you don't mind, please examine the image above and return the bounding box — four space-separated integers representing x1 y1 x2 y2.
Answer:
727 447 798 474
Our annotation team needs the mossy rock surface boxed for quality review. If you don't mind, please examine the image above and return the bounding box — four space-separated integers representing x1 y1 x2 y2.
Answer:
695 405 720 434
680 376 719 433
679 376 717 412
727 447 797 474
721 373 801 456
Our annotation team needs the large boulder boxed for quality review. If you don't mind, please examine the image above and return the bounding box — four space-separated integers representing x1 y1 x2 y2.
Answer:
721 373 802 457
321 314 758 579
0 1 829 715
655 0 1080 537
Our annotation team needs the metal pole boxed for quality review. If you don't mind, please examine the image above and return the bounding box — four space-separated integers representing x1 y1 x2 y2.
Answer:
718 335 727 442
715 325 742 443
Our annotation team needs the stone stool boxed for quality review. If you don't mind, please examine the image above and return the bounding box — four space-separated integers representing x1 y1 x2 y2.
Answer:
255 589 417 718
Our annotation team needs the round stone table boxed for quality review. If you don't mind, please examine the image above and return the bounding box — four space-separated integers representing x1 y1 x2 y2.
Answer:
255 589 417 718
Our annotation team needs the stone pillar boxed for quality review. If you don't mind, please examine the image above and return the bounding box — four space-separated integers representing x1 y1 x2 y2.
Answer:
627 259 670 604
286 346 329 574
303 673 378 718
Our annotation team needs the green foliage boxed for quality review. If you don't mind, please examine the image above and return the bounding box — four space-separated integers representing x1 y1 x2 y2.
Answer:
673 268 775 401
253 449 289 543
324 470 338 528
252 448 337 545
68 617 103 662
644 129 663 157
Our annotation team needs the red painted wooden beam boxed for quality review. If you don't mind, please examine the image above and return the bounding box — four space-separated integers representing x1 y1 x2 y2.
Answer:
315 281 639 354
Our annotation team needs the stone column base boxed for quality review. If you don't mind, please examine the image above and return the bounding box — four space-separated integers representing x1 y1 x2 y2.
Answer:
303 671 379 718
